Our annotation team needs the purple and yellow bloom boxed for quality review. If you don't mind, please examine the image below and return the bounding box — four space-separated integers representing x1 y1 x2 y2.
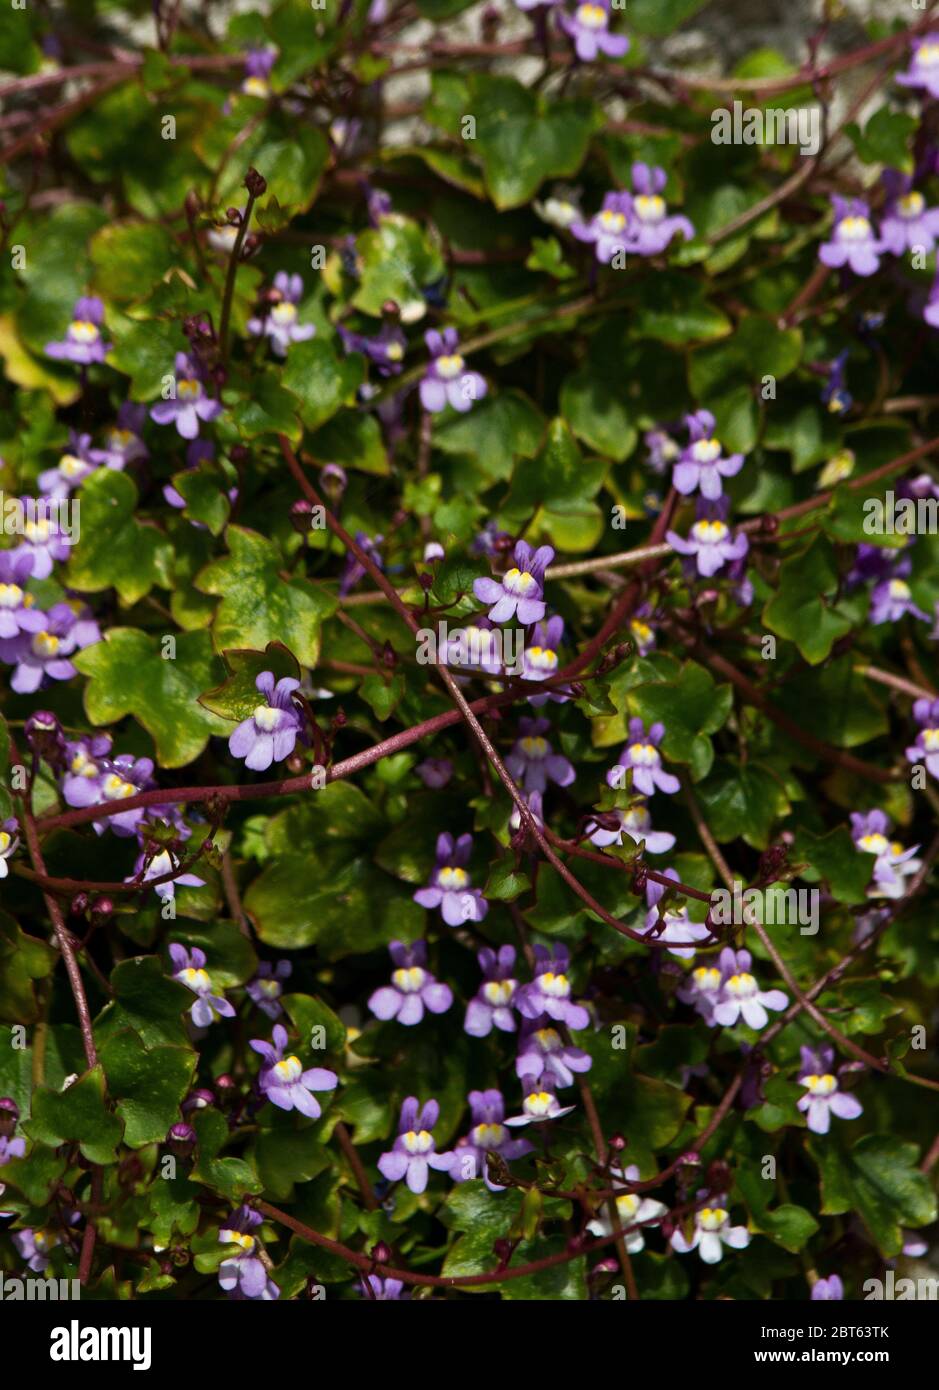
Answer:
248 272 316 356
378 1097 455 1194
339 320 407 376
38 431 97 498
0 819 18 881
241 45 278 98
611 718 680 796
879 173 939 256
819 196 884 276
368 940 453 1025
150 353 223 440
251 1023 338 1117
586 1164 668 1251
587 800 676 854
474 540 553 625
228 671 304 772
869 571 929 624
361 1275 407 1300
45 296 111 365
451 1089 533 1189
0 601 100 694
515 1017 591 1088
413 832 489 925
12 501 73 577
505 715 575 795
666 513 749 578
339 531 383 596
710 948 788 1031
623 163 694 256
895 33 939 99
170 944 235 1028
133 847 205 901
557 1 629 63
521 614 567 696
644 870 712 959
677 962 725 1025
670 1197 751 1263
504 1076 575 1127
0 551 44 640
12 1227 58 1273
246 960 293 1019
906 697 939 779
851 808 922 898
218 1206 279 1300
515 944 589 1029
65 751 155 837
571 191 632 264
796 1044 863 1135
420 328 486 413
645 427 680 474
672 410 744 500
465 945 519 1037
88 403 149 470
821 350 852 414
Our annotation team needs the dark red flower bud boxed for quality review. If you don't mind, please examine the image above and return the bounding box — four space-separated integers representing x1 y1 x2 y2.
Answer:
371 1241 391 1265
244 167 267 198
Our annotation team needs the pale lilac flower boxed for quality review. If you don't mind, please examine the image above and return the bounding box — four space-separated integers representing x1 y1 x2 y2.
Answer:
378 1097 455 1194
12 1227 58 1273
611 718 680 796
0 602 100 694
465 945 519 1037
645 428 680 474
228 671 304 772
812 1275 844 1300
413 832 488 925
534 186 583 229
248 272 316 356
895 33 939 99
557 1 629 63
451 1089 532 1189
587 800 676 854
246 960 293 1019
12 500 72 577
520 614 569 699
339 531 383 596
338 320 406 376
38 431 97 498
673 410 744 500
571 192 632 264
360 1275 407 1299
797 1044 863 1135
473 539 553 625
132 847 205 902
644 870 712 959
629 608 657 655
851 809 922 898
61 733 112 808
420 328 486 413
88 403 149 470
368 940 453 1026
667 509 749 578
879 174 939 256
515 1017 591 1088
45 296 111 365
870 571 929 624
251 1023 338 1117
677 962 724 1025
66 752 155 837
586 1164 667 1252
504 1076 575 1127
623 163 694 256
515 945 589 1029
150 353 222 440
241 46 277 99
0 819 17 880
505 716 575 795
711 948 788 1031
0 551 45 639
415 757 453 789
169 945 234 1027
925 271 939 328
906 697 939 780
819 196 884 277
670 1197 750 1264
218 1206 279 1300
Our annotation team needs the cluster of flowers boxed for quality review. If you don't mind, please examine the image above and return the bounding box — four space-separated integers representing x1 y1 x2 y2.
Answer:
538 162 695 264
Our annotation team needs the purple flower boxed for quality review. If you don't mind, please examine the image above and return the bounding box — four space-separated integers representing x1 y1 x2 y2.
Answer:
170 944 235 1028
587 800 676 854
677 962 725 1025
0 551 45 640
796 1044 863 1135
670 1196 750 1264
246 960 293 1019
895 33 939 99
465 945 519 1037
339 531 383 596
250 1022 338 1117
0 601 100 694
572 192 632 264
378 1097 455 1193
819 196 884 277
64 751 155 837
644 869 712 959
821 351 852 415
925 271 939 328
812 1275 844 1300
623 163 694 256
586 1164 668 1252
133 847 205 901
241 45 278 98
451 1089 533 1189
906 697 939 780
368 940 453 1025
520 614 567 697
629 608 657 655
45 296 111 365
228 671 304 772
413 832 488 925
557 2 629 64
473 540 554 625
710 948 788 1031
88 402 149 470
12 499 73 577
515 944 589 1029
361 1275 407 1300
150 353 223 440
338 320 407 376
504 1076 575 1127
419 328 486 413
870 572 929 624
12 1227 58 1273
415 757 453 788
38 430 97 497
666 514 749 578
611 717 680 796
879 174 939 257
218 1207 279 1300
61 733 113 807
672 410 744 500
645 428 680 474
248 272 316 356
504 716 575 795
851 808 921 898
515 1017 591 1088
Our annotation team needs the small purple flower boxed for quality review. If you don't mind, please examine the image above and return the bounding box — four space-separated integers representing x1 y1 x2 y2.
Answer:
906 697 939 780
66 752 155 837
12 1227 58 1273
629 608 657 655
0 601 100 694
61 733 112 806
644 870 712 959
45 296 111 365
368 940 453 1026
623 163 694 256
474 541 553 624
465 945 519 1037
586 1164 668 1251
133 847 205 901
812 1275 844 1300
677 962 725 1025
228 671 304 772
413 832 489 926
504 715 575 795
587 799 676 854
870 572 929 624
248 272 316 356
666 514 749 578
378 1097 455 1194
520 614 567 697
218 1206 280 1300
241 45 278 98
12 499 73 577
819 196 884 277
250 1022 338 1117
339 531 383 596
38 431 97 498
672 410 744 500
415 757 453 789
670 1196 750 1264
879 173 939 257
339 320 407 376
0 551 44 640
611 718 680 796
504 1076 575 1127
361 1275 407 1300
515 1016 591 1088
515 944 589 1029
246 960 293 1019
557 1 629 64
821 351 852 415
451 1089 533 1189
571 192 632 264
170 944 235 1028
88 402 149 470
895 33 939 99
150 353 223 440
851 809 921 899
645 428 680 474
797 1044 863 1135
710 948 788 1031
419 328 486 413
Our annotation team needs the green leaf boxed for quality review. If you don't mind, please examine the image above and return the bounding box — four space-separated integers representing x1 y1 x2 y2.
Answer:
468 76 594 211
230 369 303 443
791 826 873 906
198 642 302 722
90 221 178 303
26 1066 124 1164
763 537 852 665
99 1029 197 1148
351 214 446 319
96 956 193 1048
628 0 709 37
74 628 229 768
628 660 733 780
695 760 791 849
809 1134 936 1257
846 108 917 173
279 338 364 432
483 860 532 902
66 470 174 604
0 910 57 1024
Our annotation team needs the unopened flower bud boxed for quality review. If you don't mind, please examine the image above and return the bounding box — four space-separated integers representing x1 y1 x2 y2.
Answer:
371 1241 391 1265
167 1122 196 1156
244 167 267 198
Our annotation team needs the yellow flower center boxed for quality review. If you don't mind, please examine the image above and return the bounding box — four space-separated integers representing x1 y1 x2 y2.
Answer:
0 583 23 608
436 353 465 380
70 320 99 344
32 631 60 657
